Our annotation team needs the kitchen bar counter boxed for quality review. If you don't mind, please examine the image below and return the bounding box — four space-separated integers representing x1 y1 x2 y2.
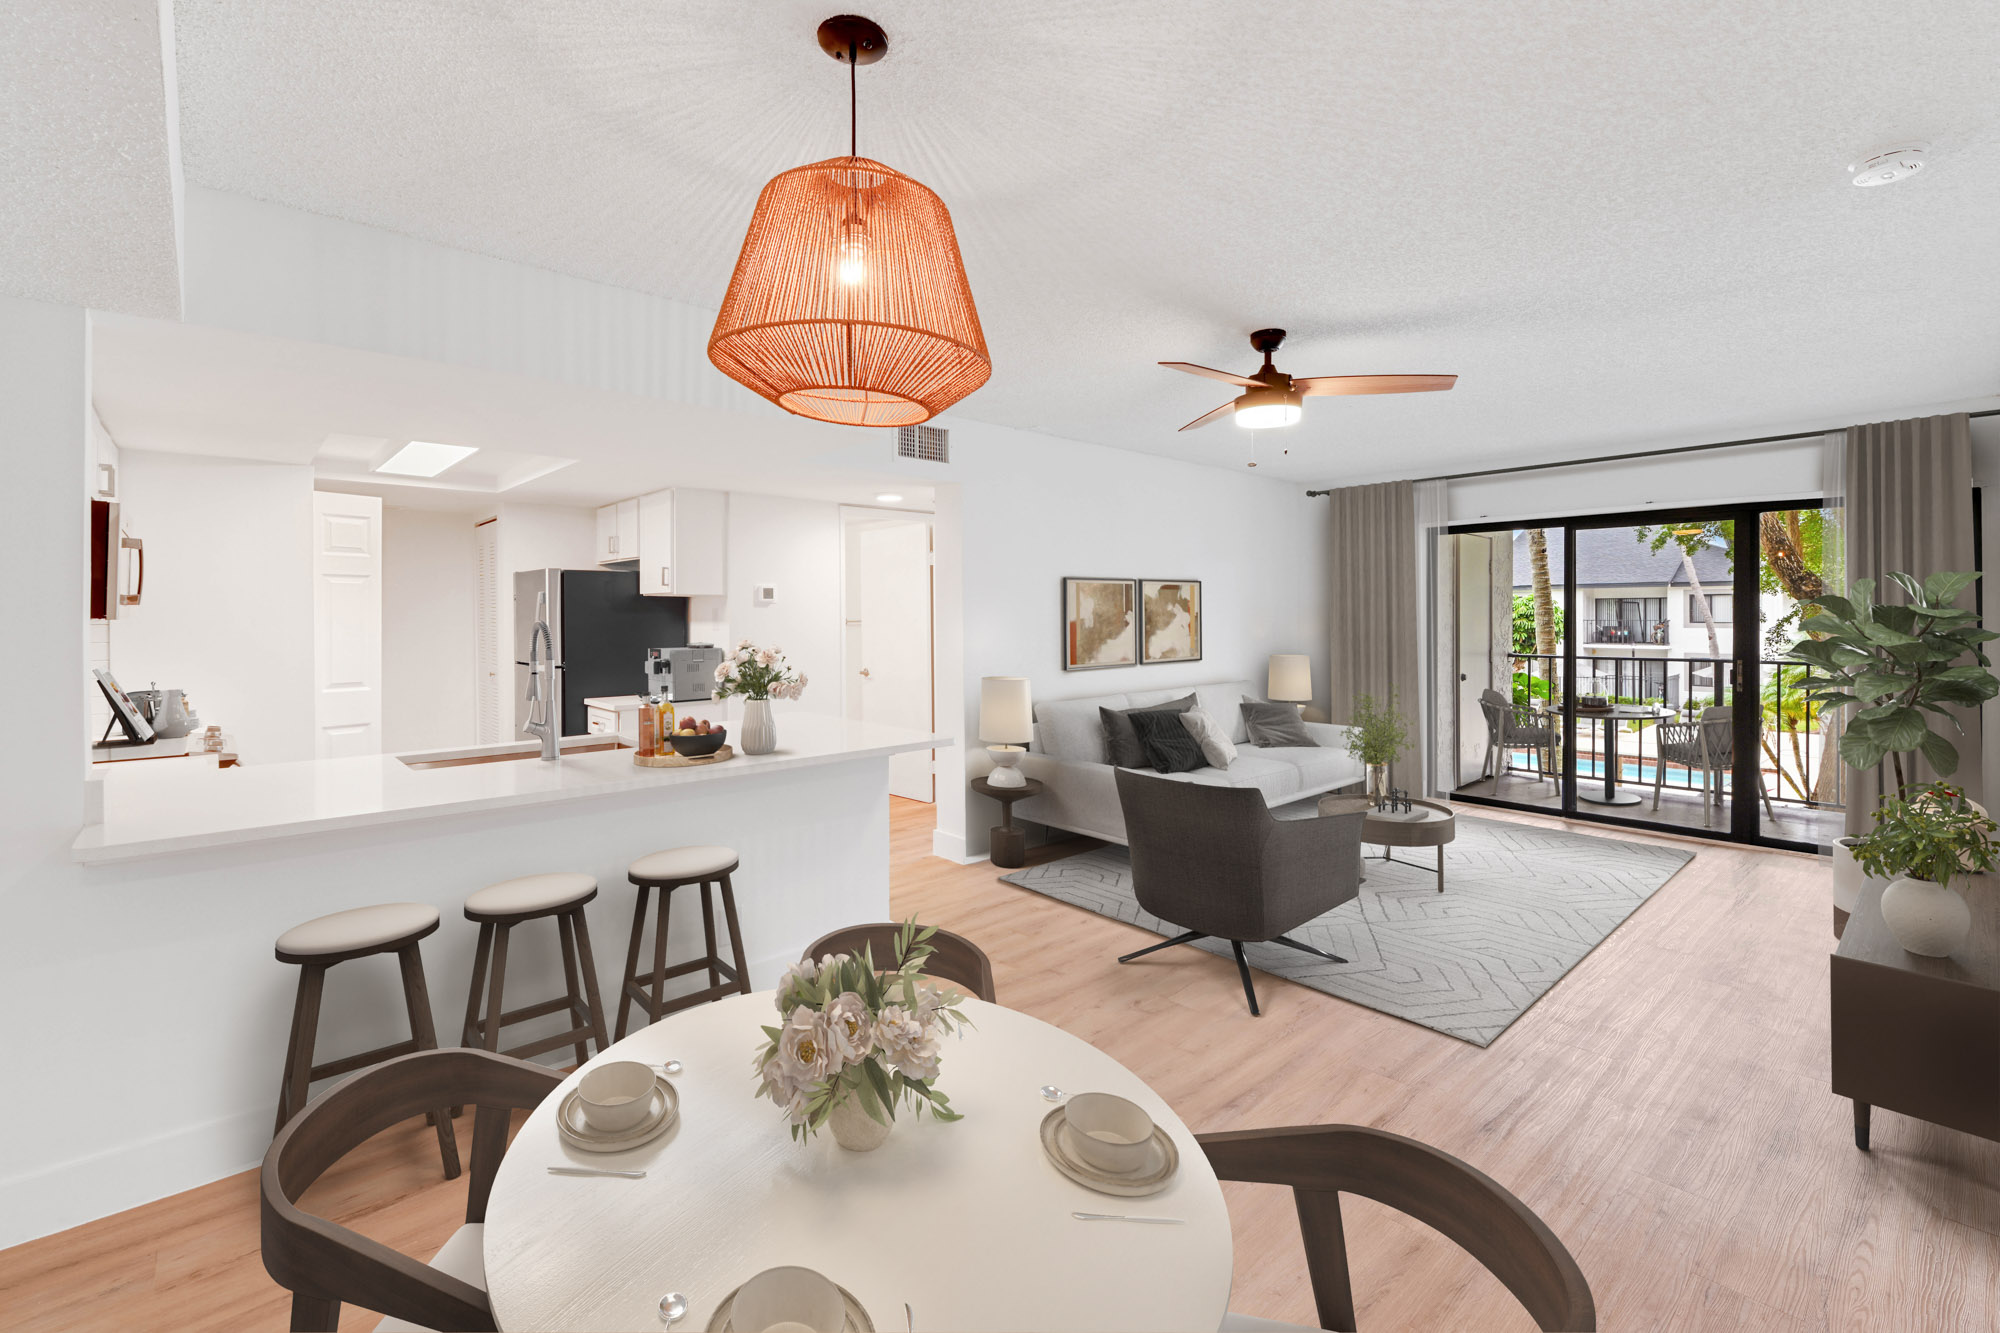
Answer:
74 714 940 864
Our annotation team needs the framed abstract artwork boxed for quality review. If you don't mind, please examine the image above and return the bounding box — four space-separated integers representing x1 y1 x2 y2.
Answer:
1062 578 1138 670
1140 579 1202 663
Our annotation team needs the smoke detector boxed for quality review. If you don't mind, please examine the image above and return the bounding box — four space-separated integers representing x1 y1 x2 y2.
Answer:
1848 143 1929 187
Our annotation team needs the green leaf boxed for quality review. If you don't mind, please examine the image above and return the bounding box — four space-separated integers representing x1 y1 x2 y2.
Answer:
1851 705 1929 751
1933 665 2000 696
1859 619 1921 649
1814 593 1858 621
1884 572 1924 604
1919 730 1961 777
863 1057 897 1117
1798 614 1858 641
1923 570 1981 606
1838 727 1890 771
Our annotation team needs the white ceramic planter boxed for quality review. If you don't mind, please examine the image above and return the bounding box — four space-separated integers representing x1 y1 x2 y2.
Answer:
1879 875 1972 957
827 1094 891 1151
741 698 777 755
1831 837 1880 915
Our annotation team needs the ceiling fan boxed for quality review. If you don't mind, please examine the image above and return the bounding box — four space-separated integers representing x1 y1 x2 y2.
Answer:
1160 329 1456 432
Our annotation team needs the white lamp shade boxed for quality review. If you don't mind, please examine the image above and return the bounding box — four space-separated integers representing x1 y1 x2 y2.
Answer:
979 676 1033 745
1268 654 1311 703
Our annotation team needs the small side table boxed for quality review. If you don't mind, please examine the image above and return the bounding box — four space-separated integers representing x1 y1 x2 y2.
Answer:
1318 794 1458 892
972 776 1044 870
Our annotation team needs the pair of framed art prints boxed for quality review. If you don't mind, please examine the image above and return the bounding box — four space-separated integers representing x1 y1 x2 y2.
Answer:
1061 577 1202 671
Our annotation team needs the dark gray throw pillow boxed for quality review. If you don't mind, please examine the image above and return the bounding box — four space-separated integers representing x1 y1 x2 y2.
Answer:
1241 698 1316 747
1130 708 1208 773
1099 694 1196 768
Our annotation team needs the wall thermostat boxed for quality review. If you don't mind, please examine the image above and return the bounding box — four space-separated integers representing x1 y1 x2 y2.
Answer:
754 584 777 605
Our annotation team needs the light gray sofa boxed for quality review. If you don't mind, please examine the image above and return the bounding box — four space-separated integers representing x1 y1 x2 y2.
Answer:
1011 679 1363 845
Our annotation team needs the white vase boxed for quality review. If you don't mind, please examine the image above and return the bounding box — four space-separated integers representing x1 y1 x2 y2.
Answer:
1879 875 1972 957
740 698 776 755
827 1094 891 1151
1831 837 1876 915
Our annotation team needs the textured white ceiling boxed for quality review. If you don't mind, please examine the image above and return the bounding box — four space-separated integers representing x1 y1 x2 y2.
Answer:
171 0 2000 483
2 0 182 317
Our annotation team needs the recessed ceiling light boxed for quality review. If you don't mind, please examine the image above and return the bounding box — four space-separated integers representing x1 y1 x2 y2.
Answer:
375 440 478 477
876 493 903 503
1849 143 1929 187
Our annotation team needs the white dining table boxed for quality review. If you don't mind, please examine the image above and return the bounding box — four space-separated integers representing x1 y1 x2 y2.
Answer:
482 991 1235 1332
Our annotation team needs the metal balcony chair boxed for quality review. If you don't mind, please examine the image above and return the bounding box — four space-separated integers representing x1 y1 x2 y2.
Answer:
1650 705 1777 825
1480 688 1559 785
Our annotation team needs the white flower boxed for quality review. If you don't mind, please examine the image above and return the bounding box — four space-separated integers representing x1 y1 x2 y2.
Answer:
775 957 819 1007
770 645 783 656
713 662 732 683
737 637 753 649
824 991 874 1063
756 649 777 667
735 647 753 664
873 1004 941 1082
775 1005 839 1085
756 1053 813 1125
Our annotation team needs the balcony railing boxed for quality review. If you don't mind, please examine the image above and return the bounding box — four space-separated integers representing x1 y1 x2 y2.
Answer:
1581 618 1669 646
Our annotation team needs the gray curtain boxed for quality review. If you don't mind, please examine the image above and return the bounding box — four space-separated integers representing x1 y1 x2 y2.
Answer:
1326 479 1421 787
1842 413 1980 836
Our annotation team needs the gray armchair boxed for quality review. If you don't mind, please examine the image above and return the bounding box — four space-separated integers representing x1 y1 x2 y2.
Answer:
1114 769 1364 1016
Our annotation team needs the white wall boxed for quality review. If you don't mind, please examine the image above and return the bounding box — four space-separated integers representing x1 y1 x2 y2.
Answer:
491 501 596 733
381 505 478 753
113 451 315 763
721 492 843 718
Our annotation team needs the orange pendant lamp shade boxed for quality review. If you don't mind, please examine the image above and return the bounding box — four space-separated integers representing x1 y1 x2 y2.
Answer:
707 18 990 427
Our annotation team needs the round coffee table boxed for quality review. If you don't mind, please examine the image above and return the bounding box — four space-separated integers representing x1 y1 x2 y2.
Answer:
1318 795 1457 892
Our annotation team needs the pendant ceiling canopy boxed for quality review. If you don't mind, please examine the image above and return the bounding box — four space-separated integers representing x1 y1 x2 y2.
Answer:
707 16 990 428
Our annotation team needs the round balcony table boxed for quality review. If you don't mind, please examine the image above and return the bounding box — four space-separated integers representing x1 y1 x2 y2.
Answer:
482 990 1234 1332
1574 703 1672 807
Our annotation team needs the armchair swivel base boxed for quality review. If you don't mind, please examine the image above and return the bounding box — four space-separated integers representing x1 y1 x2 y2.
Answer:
1119 929 1346 1016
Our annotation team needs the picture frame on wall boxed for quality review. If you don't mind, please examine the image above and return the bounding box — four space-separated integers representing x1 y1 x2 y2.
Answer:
1062 577 1138 671
1140 579 1203 664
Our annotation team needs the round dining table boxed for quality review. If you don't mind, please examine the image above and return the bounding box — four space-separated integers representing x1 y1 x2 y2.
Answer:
482 991 1235 1332
1574 703 1672 807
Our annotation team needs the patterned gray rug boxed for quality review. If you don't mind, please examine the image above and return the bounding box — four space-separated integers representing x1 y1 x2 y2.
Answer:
999 814 1693 1046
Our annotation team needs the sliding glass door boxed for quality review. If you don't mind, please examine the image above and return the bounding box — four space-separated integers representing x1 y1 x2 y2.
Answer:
1445 502 1837 851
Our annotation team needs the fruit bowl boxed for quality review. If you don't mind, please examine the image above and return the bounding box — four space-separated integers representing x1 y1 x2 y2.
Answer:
670 728 727 758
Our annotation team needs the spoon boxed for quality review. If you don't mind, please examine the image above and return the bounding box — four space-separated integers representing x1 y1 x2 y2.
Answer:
1040 1085 1066 1103
659 1292 688 1325
653 1060 684 1075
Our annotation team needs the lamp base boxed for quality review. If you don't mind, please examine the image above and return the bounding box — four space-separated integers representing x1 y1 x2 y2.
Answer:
985 745 1027 788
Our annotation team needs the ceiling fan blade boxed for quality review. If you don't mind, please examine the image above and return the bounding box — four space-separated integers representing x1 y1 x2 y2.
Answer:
1160 361 1262 389
1177 401 1239 432
1294 374 1458 396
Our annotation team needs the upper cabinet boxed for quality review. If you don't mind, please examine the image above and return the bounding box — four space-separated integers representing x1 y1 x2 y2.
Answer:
636 488 727 597
595 498 639 564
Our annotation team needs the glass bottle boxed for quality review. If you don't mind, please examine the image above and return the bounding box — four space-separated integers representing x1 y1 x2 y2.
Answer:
637 694 661 758
656 696 677 742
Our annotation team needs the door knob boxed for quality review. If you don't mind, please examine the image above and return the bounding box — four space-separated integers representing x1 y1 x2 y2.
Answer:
858 668 871 678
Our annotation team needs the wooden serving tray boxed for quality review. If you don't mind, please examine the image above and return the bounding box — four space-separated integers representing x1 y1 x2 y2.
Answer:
633 744 735 768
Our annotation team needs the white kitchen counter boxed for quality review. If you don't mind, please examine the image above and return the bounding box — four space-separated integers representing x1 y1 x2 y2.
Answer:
74 714 940 864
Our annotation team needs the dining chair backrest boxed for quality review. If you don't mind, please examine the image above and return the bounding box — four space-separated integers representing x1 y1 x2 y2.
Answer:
1478 690 1506 746
262 1047 562 1332
804 923 997 1003
1655 719 1702 763
1197 1124 1595 1331
1700 705 1735 765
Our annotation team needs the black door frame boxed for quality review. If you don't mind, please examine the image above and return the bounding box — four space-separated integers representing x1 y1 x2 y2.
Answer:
1450 498 1824 853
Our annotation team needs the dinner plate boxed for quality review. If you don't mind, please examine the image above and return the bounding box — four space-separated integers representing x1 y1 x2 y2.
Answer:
706 1280 874 1332
1039 1105 1179 1197
555 1076 680 1153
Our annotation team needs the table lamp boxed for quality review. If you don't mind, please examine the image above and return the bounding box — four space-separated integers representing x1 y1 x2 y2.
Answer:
979 676 1033 788
1268 654 1311 709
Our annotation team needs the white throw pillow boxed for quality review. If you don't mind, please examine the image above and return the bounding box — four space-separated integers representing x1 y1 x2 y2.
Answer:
1180 707 1238 770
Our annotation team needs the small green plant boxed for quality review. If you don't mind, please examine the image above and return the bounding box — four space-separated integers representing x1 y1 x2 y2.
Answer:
1345 693 1411 767
1850 783 1998 890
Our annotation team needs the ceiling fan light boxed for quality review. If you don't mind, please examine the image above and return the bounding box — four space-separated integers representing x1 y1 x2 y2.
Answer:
1234 388 1302 430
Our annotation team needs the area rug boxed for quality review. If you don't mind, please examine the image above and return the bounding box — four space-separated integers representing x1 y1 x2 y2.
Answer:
999 815 1693 1046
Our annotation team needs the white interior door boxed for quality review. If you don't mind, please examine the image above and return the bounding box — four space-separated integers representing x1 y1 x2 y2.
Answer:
856 519 933 802
1456 533 1495 785
475 518 500 743
312 491 383 758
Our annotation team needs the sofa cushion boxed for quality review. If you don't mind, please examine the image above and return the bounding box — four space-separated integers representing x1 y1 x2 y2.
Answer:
1036 693 1128 764
1100 694 1196 768
1190 681 1260 743
1241 698 1316 747
1131 708 1208 773
1157 754 1302 803
1180 707 1239 769
1263 745 1361 792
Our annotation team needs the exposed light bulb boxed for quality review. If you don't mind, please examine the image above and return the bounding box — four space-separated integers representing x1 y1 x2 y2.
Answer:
1235 402 1303 430
836 233 868 286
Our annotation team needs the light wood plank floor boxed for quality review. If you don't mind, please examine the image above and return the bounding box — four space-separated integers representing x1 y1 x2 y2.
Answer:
4 799 1995 1331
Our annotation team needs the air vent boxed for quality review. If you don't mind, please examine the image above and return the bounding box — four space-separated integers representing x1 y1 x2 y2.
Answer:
897 425 949 463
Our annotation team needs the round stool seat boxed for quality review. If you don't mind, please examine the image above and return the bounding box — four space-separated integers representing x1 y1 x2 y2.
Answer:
276 902 440 960
465 872 597 921
629 845 740 883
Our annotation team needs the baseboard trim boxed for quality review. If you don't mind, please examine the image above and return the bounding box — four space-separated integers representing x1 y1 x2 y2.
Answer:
929 829 986 865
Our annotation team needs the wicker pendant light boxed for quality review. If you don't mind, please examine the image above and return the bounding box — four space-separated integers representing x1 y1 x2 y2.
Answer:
708 16 990 428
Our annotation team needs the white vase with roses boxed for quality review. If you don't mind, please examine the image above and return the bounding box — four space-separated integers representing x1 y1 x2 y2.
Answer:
753 920 969 1151
714 639 806 755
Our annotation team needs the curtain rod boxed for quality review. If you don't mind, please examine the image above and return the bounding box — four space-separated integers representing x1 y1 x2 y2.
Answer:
1303 407 2000 496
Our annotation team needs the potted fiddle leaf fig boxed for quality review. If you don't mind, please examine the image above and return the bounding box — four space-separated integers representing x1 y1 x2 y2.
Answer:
1785 570 1999 938
1849 783 1997 956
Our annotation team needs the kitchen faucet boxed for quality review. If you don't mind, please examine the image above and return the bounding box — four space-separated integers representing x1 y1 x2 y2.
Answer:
524 591 560 762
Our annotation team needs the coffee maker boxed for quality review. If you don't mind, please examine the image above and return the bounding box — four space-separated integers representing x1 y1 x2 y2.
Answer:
645 645 725 701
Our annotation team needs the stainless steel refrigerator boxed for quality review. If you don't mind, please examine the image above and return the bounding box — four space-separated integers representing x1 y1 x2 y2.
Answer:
513 569 690 738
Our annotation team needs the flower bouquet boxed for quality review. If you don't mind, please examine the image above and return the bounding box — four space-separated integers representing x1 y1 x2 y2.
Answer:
754 920 969 1146
713 639 808 702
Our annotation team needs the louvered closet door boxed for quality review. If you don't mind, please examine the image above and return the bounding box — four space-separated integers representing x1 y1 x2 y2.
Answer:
475 518 500 743
312 492 383 758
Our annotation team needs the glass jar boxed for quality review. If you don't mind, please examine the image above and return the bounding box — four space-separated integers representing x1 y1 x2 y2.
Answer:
637 694 662 758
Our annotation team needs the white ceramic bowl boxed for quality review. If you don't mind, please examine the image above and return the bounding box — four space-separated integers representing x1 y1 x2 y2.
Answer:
576 1060 656 1134
1065 1092 1156 1175
731 1265 845 1333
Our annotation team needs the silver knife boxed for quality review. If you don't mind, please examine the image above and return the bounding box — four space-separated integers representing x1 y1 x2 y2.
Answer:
548 1165 646 1178
1071 1211 1183 1224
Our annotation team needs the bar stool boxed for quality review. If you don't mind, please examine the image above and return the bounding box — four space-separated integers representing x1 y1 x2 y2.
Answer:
459 872 610 1066
272 902 459 1179
616 845 751 1038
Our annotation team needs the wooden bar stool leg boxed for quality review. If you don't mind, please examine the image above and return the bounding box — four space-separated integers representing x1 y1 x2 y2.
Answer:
273 963 320 1135
648 886 673 1023
570 907 612 1055
719 872 751 996
277 963 326 1136
396 943 462 1179
700 882 721 990
615 885 650 1040
556 912 590 1068
460 921 493 1048
481 924 512 1053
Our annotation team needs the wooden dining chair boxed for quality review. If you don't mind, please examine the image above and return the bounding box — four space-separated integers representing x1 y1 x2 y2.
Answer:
1197 1124 1595 1331
803 922 997 1003
261 1048 563 1332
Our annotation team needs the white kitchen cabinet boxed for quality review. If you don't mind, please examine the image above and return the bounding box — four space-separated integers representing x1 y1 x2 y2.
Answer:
636 487 727 597
596 499 639 564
